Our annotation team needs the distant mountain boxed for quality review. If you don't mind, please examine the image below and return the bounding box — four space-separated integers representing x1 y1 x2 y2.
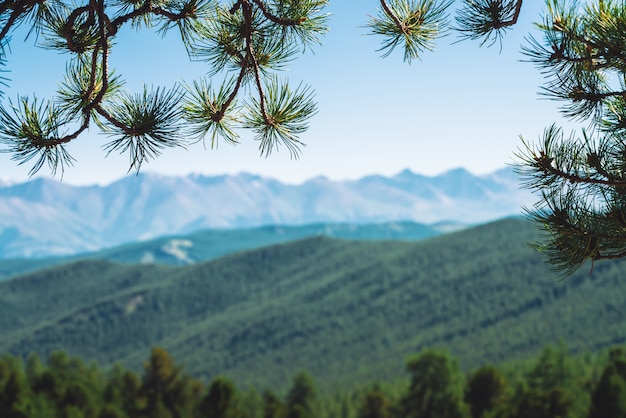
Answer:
0 167 533 258
0 220 458 279
1 218 624 391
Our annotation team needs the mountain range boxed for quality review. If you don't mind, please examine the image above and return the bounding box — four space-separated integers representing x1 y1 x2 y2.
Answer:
0 166 534 258
1 218 624 391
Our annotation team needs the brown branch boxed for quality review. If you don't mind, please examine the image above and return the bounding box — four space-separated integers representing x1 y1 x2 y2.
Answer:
94 104 134 134
493 0 522 29
29 114 91 147
0 0 16 15
535 155 626 187
568 88 626 103
151 7 193 22
90 0 109 107
380 0 406 34
89 3 135 136
111 1 195 29
110 3 154 28
0 2 28 43
549 45 617 70
587 153 626 184
229 0 242 14
548 24 626 69
62 5 91 53
595 246 626 261
250 0 304 27
242 0 271 125
213 64 246 122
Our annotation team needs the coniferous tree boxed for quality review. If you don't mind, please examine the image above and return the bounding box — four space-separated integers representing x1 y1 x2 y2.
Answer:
140 347 198 418
286 371 317 418
0 355 33 418
98 404 127 418
198 376 243 418
526 344 571 391
512 1 626 274
401 349 470 418
370 0 626 274
371 2 626 274
513 387 574 418
588 348 626 418
25 353 44 389
356 385 394 418
103 363 143 417
464 366 508 418
522 343 589 417
262 389 286 418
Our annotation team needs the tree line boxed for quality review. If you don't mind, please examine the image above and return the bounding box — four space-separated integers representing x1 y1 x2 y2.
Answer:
1 342 625 418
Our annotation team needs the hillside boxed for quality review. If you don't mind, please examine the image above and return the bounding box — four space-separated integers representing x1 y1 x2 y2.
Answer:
0 220 455 279
1 217 624 391
0 167 531 257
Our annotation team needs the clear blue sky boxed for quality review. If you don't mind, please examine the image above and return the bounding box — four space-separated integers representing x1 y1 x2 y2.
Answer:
1 1 576 185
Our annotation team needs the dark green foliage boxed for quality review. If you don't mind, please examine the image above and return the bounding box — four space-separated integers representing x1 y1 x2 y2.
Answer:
401 349 469 418
103 363 143 417
286 372 317 418
356 386 394 418
263 390 286 418
0 0 330 174
0 343 624 418
526 343 575 392
199 376 242 418
523 343 590 417
140 347 200 418
588 348 626 418
1 218 626 391
98 404 126 418
464 366 508 418
0 355 32 418
513 388 574 418
515 1 626 274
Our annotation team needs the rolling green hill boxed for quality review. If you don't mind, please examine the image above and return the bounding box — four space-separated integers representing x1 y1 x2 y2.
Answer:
1 217 625 392
0 221 453 280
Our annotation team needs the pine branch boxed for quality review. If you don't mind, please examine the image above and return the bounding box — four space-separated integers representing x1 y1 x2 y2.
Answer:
454 0 523 48
369 0 452 63
250 0 305 26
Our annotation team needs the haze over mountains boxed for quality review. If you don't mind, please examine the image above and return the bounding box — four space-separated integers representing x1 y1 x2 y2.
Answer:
0 166 533 258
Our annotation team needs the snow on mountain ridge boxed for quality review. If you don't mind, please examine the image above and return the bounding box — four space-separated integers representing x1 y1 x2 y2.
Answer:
0 167 534 258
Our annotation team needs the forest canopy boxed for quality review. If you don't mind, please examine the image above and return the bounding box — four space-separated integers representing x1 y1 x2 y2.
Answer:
1 343 625 418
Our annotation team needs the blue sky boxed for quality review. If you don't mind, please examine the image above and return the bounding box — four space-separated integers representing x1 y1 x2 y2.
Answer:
1 1 576 185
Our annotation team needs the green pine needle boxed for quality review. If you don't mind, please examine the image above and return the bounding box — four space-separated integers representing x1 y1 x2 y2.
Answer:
0 96 75 176
245 77 316 158
368 0 452 63
182 76 241 147
454 0 520 48
101 86 185 172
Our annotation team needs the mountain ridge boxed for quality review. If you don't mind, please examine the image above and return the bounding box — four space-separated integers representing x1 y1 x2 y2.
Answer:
0 166 533 258
0 220 458 279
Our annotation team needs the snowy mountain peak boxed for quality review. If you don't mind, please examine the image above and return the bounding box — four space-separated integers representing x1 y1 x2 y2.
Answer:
0 167 533 258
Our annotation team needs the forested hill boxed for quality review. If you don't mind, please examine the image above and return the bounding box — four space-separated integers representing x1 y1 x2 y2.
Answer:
1 217 625 391
0 220 456 280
